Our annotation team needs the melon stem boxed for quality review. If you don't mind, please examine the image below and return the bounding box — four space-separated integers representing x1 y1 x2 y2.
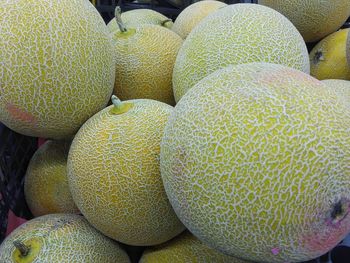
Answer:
111 95 123 110
161 19 172 27
115 6 127 33
313 50 324 64
13 241 29 257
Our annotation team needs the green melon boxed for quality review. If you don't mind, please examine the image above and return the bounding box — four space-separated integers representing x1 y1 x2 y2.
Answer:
67 97 185 246
140 231 250 263
107 8 173 33
258 0 350 43
0 0 115 139
0 214 130 263
161 62 350 262
24 140 79 217
172 3 310 102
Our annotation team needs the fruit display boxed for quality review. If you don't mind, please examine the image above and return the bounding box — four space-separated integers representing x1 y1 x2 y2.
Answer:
1 0 350 263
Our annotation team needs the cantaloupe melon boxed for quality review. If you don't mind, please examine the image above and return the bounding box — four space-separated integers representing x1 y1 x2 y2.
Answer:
172 1 227 39
107 8 173 33
111 9 183 106
322 79 350 107
24 140 79 217
310 29 350 80
67 97 185 246
258 0 350 43
0 214 130 263
161 62 350 262
140 231 250 263
172 4 310 102
0 0 115 139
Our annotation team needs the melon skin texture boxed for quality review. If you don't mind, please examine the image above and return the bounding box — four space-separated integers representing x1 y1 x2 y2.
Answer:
24 140 79 217
0 214 130 263
140 231 250 263
322 79 350 107
111 25 183 106
107 9 173 33
258 0 350 43
0 0 115 139
310 29 350 80
172 4 310 102
161 62 350 262
67 99 185 246
172 0 227 39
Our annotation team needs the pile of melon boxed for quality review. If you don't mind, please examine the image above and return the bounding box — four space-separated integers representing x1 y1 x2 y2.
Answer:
0 0 350 262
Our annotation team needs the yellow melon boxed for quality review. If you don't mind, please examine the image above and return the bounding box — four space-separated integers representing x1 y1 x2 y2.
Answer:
347 30 350 66
172 3 310 102
0 0 115 139
172 0 227 39
111 9 183 106
258 0 350 43
310 29 350 80
161 62 350 262
67 96 185 246
0 214 130 263
24 140 79 217
140 231 250 263
322 79 350 107
107 8 173 33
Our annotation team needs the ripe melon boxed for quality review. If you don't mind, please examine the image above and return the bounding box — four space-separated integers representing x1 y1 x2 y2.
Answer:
0 0 115 139
67 97 185 246
258 0 350 43
172 0 227 39
310 29 350 80
140 231 250 263
161 62 350 262
24 140 79 217
172 4 310 102
111 12 183 106
0 214 130 263
107 8 173 33
322 79 350 107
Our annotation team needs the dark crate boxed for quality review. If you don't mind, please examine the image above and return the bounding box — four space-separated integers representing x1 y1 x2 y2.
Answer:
0 124 37 243
95 0 254 23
